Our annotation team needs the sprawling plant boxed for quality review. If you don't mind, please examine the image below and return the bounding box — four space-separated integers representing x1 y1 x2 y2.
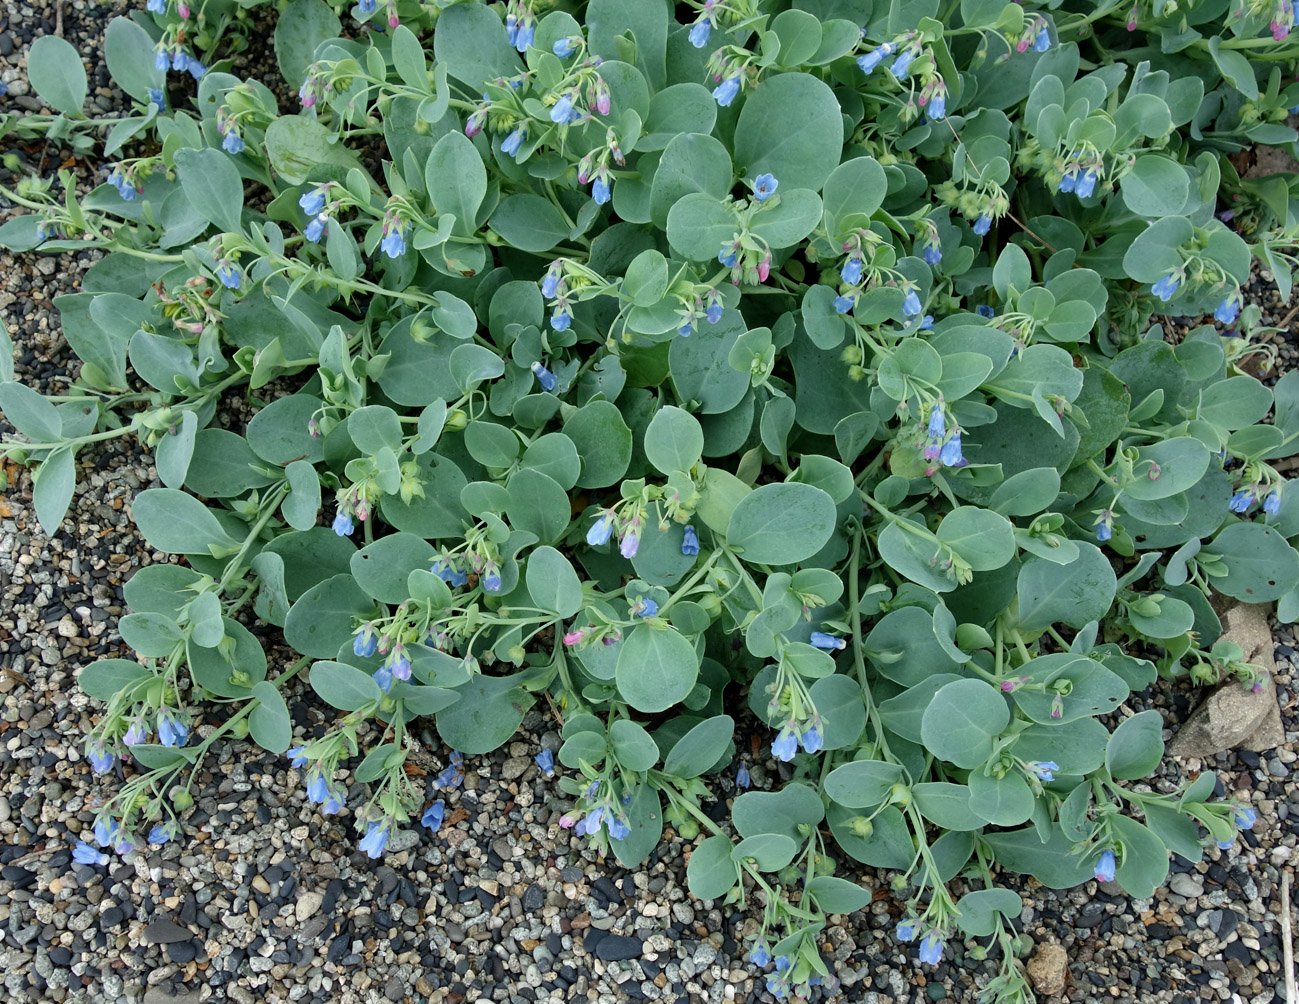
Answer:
3 0 1299 999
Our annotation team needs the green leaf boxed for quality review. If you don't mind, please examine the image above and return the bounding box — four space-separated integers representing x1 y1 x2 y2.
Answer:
663 715 734 778
687 834 740 900
806 875 871 914
264 115 363 186
249 681 292 754
649 134 733 231
623 249 670 306
936 506 1015 571
615 624 699 713
284 574 378 659
953 889 1024 938
526 545 584 617
912 782 987 831
666 193 739 261
981 824 1094 888
748 189 824 250
825 759 904 809
0 381 62 441
155 411 198 490
559 730 607 768
732 72 844 193
1122 437 1209 501
609 719 660 771
351 533 437 604
1201 523 1299 603
423 131 488 240
644 405 704 475
726 483 836 565
733 783 825 841
274 0 342 89
609 784 664 868
669 311 751 413
733 833 798 871
1208 35 1258 100
132 488 239 555
28 35 87 114
188 619 266 697
436 671 535 754
828 802 912 870
309 660 382 711
119 612 184 658
391 24 429 90
104 17 163 103
1106 709 1164 780
1111 814 1169 899
281 459 322 532
821 157 887 240
174 148 244 235
79 659 153 702
1016 543 1117 631
187 591 225 648
506 469 571 543
1121 155 1190 217
491 194 569 253
348 405 404 455
920 678 1009 769
562 400 632 488
967 770 1035 826
32 449 75 537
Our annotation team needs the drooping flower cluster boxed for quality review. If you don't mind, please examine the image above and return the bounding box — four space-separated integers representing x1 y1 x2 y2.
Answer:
921 401 967 473
586 502 646 558
1057 150 1101 199
504 0 537 53
560 781 632 843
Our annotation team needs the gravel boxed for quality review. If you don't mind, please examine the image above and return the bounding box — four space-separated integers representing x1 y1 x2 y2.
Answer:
2 4 1299 1004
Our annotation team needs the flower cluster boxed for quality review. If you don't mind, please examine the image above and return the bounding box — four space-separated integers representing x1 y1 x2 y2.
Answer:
560 782 632 843
921 401 967 473
1057 151 1101 199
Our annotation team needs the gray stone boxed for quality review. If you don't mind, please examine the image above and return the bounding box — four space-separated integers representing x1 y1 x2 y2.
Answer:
295 891 324 923
1169 872 1204 898
143 987 203 1004
143 919 193 944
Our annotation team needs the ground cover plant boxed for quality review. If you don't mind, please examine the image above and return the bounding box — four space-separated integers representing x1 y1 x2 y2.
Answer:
3 0 1299 1000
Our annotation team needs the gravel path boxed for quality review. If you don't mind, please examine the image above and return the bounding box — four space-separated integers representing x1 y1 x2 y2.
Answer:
2 5 1298 1004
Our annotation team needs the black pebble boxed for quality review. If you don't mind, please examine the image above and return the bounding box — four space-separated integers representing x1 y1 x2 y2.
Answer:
523 884 544 913
101 907 125 928
49 947 72 967
167 940 199 964
594 935 642 962
1 866 36 888
327 936 349 964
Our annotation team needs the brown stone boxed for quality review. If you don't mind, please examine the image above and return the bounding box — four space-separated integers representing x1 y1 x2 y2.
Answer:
1168 601 1285 756
1026 942 1069 997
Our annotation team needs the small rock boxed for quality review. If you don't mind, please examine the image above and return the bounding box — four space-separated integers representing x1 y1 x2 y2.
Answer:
142 987 203 1004
143 919 193 944
295 891 324 923
1169 873 1204 898
594 935 643 962
1027 942 1068 997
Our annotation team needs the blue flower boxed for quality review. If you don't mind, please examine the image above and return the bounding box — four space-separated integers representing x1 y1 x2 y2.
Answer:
588 513 614 546
304 214 327 243
438 753 465 789
306 772 329 803
749 941 770 967
149 88 165 109
706 301 723 324
620 528 640 558
771 726 799 762
591 173 611 204
1028 760 1059 781
1033 26 1051 52
922 244 942 266
919 315 934 330
354 626 377 658
216 262 242 289
86 741 114 774
147 0 165 12
1234 806 1256 830
689 20 711 48
1058 170 1077 194
549 94 578 125
359 821 390 858
172 49 187 71
1096 520 1112 542
381 225 408 258
752 173 778 202
841 255 863 285
856 42 893 75
222 130 245 155
551 301 572 331
93 817 124 848
1264 490 1282 515
514 23 535 53
678 320 694 338
299 188 327 216
1076 170 1098 199
928 93 946 120
157 709 188 748
187 57 206 81
483 568 502 592
834 295 855 314
554 37 577 58
903 289 922 316
422 800 445 830
1094 849 1116 883
1215 295 1240 325
606 815 631 841
976 304 995 319
155 50 169 72
927 404 946 439
148 822 175 845
535 749 555 777
1216 838 1234 850
123 716 148 746
713 76 740 107
736 763 751 789
682 525 700 555
322 787 346 814
531 361 557 392
502 125 527 157
918 932 943 965
939 431 965 468
372 664 393 692
1152 273 1181 302
359 0 377 12
718 243 739 268
332 510 354 536
800 724 823 754
634 597 659 618
973 214 992 236
73 841 109 866
809 632 847 651
896 919 920 942
288 745 309 768
891 49 917 79
1229 489 1256 513
389 649 411 681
